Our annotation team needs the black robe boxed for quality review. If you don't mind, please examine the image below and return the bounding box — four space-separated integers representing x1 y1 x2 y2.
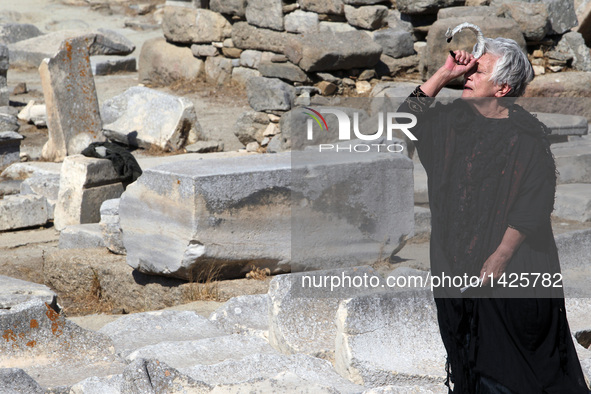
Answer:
399 87 589 393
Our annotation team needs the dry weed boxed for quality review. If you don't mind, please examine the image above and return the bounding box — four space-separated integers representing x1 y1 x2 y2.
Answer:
61 269 113 317
245 265 270 280
183 265 221 302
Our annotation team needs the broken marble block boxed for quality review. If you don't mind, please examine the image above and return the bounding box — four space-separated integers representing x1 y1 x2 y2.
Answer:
53 155 124 231
0 194 50 231
0 275 57 310
39 36 104 162
100 198 126 255
101 86 201 151
335 289 446 387
119 151 414 280
0 131 24 167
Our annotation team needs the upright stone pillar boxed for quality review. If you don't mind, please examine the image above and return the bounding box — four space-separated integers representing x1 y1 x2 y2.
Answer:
39 36 104 162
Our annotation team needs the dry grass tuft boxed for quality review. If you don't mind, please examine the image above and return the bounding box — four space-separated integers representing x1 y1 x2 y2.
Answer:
61 269 113 317
245 265 271 280
183 265 221 302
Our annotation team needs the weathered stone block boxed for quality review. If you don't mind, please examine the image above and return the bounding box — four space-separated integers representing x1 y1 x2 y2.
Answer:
138 37 204 86
98 310 226 357
285 10 319 33
556 31 591 72
233 110 270 145
552 141 591 184
102 86 201 151
373 28 415 59
127 334 278 368
318 21 358 33
246 0 284 31
497 2 549 42
285 30 383 72
100 198 126 255
268 267 385 358
0 369 44 394
556 228 591 272
54 155 124 231
554 183 591 222
0 44 7 107
437 5 498 19
258 61 308 83
232 22 293 53
396 0 464 15
491 0 577 35
344 5 389 30
191 44 218 57
209 294 270 336
0 23 43 45
299 0 345 15
0 275 57 310
423 16 526 80
180 353 364 392
0 131 23 167
162 6 232 44
39 37 104 162
335 290 446 386
59 223 106 249
210 0 247 17
246 77 296 111
232 66 262 86
205 56 233 85
0 195 49 231
120 151 413 280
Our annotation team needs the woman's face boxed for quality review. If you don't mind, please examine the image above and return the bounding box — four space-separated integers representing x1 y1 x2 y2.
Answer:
461 53 506 98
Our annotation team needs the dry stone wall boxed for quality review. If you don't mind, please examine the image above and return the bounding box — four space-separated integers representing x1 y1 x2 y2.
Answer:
138 0 590 152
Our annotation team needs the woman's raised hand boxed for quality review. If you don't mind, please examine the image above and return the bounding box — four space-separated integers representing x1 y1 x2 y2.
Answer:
442 50 477 81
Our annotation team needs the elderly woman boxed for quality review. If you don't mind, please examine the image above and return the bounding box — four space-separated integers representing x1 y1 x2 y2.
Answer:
399 38 589 393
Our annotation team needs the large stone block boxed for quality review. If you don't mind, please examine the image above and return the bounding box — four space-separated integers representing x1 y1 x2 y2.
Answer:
8 28 135 69
285 30 383 72
246 76 296 111
90 55 136 76
397 0 464 14
344 5 389 30
58 223 106 249
233 110 270 145
0 195 50 231
232 22 293 53
556 31 591 72
246 0 284 31
120 151 414 280
373 28 415 59
491 0 577 35
0 131 23 167
209 294 270 336
162 6 232 44
0 112 19 133
210 0 247 17
258 61 308 83
102 86 201 151
39 36 104 162
554 183 591 222
232 66 262 86
423 16 526 80
268 267 385 359
0 369 44 394
53 155 124 231
437 5 499 19
205 56 233 85
335 290 446 387
0 275 57 309
556 228 591 272
497 2 549 42
138 37 204 86
552 141 591 184
299 0 345 15
285 10 319 34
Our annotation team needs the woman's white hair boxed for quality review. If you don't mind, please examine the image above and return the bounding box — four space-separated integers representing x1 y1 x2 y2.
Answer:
478 37 534 97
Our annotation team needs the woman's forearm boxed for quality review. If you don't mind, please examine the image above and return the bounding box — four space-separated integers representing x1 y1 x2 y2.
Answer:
420 67 454 97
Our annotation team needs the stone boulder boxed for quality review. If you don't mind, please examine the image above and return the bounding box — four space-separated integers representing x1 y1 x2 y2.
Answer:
299 0 345 15
490 0 577 35
423 16 526 80
0 369 44 393
246 77 296 111
555 32 591 72
285 30 383 72
554 184 591 222
233 110 270 145
138 37 204 86
0 195 50 231
258 61 308 83
268 267 386 359
0 276 57 309
552 140 591 184
344 5 389 30
119 151 413 280
373 28 415 59
8 28 135 69
396 0 464 15
437 5 499 19
0 131 23 167
209 294 270 336
162 6 232 44
246 0 284 31
335 290 446 387
102 86 201 151
285 10 319 34
0 23 43 45
205 56 233 85
100 198 126 255
497 2 550 42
